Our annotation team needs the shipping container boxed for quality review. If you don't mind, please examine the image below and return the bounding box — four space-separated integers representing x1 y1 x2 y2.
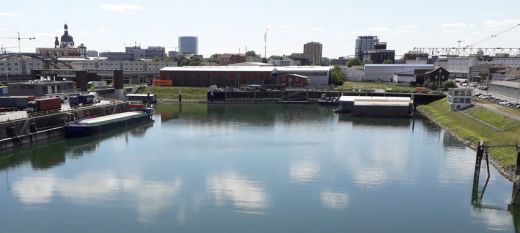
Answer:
0 96 33 109
27 97 61 113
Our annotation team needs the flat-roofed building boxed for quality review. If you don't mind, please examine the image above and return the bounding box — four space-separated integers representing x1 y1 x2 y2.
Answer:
159 66 330 88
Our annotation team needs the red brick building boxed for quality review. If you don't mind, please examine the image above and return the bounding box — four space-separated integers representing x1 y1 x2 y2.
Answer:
160 67 274 87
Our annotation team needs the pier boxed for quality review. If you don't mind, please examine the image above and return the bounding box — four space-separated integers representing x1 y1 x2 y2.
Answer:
0 101 128 150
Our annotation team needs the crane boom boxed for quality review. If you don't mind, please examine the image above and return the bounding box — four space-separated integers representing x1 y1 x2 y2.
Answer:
464 24 520 48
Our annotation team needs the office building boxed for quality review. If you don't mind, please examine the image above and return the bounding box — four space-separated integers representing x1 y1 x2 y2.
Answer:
303 42 323 65
355 36 395 64
179 36 198 55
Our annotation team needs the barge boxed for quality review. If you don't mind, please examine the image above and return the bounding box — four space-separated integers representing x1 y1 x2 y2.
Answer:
335 96 414 117
65 109 153 137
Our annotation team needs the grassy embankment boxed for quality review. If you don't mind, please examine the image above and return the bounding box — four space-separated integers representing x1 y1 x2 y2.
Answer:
418 98 520 169
341 81 416 93
137 86 207 102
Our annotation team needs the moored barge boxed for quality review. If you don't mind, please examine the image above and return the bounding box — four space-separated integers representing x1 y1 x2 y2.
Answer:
66 109 153 137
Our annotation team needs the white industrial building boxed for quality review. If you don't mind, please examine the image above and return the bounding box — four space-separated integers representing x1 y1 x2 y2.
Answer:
0 56 176 77
364 64 433 82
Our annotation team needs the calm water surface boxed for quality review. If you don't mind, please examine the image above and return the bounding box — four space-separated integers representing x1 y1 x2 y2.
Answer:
0 104 518 233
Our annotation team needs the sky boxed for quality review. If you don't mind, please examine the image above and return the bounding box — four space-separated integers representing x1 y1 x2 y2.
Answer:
1 0 520 58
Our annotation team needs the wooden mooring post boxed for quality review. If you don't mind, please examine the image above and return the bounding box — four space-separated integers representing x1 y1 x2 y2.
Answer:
510 146 520 206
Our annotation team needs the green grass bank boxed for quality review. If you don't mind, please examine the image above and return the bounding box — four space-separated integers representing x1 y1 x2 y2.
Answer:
418 98 520 180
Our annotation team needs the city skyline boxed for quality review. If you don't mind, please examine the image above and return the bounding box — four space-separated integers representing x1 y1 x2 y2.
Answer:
1 0 520 58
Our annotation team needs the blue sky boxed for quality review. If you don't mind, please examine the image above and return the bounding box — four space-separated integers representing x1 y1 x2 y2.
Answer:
1 0 520 58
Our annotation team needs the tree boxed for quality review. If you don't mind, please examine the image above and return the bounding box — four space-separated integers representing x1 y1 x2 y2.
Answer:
383 59 393 64
362 59 373 64
347 58 361 67
442 80 457 90
245 51 257 57
330 66 346 86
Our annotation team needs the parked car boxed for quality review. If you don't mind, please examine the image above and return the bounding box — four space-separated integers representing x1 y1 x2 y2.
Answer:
469 82 478 87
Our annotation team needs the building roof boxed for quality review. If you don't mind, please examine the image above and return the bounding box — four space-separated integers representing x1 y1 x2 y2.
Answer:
339 96 412 102
365 64 434 67
160 66 331 73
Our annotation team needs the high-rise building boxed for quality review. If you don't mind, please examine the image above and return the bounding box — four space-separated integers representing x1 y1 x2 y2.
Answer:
355 36 379 61
179 36 198 55
355 36 395 64
303 42 322 65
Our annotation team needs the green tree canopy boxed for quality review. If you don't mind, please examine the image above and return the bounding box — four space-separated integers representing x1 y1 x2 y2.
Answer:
347 58 361 67
330 66 347 86
245 51 257 57
442 80 457 90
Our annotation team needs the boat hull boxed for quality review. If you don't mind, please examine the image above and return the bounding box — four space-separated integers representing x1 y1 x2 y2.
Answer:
66 113 152 137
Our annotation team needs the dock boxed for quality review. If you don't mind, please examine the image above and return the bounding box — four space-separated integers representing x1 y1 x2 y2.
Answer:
0 101 128 151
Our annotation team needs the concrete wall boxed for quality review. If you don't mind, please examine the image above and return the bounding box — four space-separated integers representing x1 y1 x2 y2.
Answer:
489 81 520 100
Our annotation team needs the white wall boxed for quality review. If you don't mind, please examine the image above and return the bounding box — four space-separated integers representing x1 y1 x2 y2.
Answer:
364 64 433 81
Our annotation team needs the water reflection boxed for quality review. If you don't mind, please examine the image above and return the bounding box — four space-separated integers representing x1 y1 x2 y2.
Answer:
320 190 349 210
338 115 412 128
0 123 153 171
12 172 182 224
289 159 320 183
207 172 268 214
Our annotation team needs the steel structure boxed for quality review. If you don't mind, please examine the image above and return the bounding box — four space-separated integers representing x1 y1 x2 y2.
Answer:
411 47 520 57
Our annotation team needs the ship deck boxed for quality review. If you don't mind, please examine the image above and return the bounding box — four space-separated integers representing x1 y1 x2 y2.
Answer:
79 112 143 124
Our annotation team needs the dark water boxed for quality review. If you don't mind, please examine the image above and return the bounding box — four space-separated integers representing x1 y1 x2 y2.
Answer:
0 104 518 233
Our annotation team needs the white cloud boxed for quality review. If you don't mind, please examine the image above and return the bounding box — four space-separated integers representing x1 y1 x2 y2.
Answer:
100 4 143 13
441 22 468 32
483 19 520 28
0 11 25 16
97 28 109 32
313 27 326 32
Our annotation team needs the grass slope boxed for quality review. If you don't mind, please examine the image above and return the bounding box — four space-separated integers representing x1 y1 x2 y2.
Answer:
418 98 520 167
137 86 207 100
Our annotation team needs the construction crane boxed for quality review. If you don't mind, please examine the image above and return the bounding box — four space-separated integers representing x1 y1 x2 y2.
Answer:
464 23 520 48
0 32 36 55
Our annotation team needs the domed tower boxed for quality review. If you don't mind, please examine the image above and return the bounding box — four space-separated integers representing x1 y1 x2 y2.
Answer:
60 24 75 48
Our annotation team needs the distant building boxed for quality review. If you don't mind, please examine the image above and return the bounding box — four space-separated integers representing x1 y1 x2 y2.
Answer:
8 80 76 96
447 88 473 111
303 42 323 65
364 64 433 81
145 46 166 59
215 54 246 65
100 46 166 61
86 50 99 58
168 51 178 57
160 66 330 88
355 36 394 64
179 36 198 55
331 57 348 66
36 24 86 58
289 53 312 66
268 56 296 66
355 36 379 61
362 50 395 64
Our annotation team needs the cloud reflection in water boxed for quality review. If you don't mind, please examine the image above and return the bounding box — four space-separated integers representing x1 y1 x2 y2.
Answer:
207 172 268 214
12 172 182 224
